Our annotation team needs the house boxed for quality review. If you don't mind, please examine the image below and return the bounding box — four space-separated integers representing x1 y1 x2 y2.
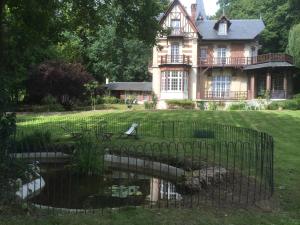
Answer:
105 82 152 104
149 0 296 107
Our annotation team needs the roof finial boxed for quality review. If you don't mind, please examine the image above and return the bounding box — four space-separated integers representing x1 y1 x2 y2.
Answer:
222 0 225 16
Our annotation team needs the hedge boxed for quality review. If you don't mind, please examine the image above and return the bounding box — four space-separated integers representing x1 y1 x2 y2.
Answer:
166 100 195 109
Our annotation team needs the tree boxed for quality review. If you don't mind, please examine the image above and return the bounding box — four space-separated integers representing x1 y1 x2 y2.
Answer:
87 25 152 82
287 24 300 68
26 61 94 104
84 81 100 111
215 0 296 53
0 0 63 102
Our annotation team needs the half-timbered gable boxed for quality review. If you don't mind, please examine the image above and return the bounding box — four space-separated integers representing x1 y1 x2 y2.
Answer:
159 0 198 39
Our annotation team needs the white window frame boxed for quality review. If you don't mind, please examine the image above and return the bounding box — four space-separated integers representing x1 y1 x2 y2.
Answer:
217 47 227 64
171 43 180 63
212 75 231 98
171 19 181 35
218 22 227 35
161 71 188 93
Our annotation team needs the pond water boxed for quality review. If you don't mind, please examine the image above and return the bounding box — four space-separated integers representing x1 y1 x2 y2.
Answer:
31 169 182 209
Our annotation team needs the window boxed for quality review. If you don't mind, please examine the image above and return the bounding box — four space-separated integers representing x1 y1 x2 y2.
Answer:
200 47 208 64
171 43 180 63
217 47 227 64
200 48 208 59
171 19 181 35
212 75 231 98
251 46 257 64
161 71 188 92
218 22 227 35
272 74 284 91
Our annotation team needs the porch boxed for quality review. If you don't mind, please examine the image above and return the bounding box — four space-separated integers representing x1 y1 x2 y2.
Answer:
246 69 294 100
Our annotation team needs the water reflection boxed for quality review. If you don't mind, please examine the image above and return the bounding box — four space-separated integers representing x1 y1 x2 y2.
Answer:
149 178 182 202
31 169 182 209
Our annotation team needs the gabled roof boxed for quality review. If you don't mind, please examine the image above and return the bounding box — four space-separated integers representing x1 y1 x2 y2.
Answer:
159 0 199 34
105 82 152 92
197 19 265 40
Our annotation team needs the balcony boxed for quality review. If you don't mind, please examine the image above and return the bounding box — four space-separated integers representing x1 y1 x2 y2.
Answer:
167 28 185 37
203 91 249 100
159 55 192 66
199 53 294 67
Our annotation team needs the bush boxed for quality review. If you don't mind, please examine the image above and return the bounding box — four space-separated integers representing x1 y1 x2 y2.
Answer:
144 101 155 110
208 102 218 111
26 61 94 104
228 102 247 110
41 95 63 112
293 93 300 99
197 101 206 110
267 99 300 110
102 96 120 104
72 135 104 175
166 100 195 109
61 95 75 111
14 131 53 152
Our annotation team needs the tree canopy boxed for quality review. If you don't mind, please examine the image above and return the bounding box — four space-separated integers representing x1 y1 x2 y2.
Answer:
0 0 168 103
216 0 300 53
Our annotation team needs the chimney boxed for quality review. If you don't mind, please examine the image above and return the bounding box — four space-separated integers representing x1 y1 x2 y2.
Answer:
191 4 197 22
105 78 109 84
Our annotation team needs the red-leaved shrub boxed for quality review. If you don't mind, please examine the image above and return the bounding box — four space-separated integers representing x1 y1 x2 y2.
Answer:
26 61 94 104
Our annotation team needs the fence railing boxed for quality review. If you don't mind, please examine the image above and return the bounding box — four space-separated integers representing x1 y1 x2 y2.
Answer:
16 118 271 143
8 119 274 213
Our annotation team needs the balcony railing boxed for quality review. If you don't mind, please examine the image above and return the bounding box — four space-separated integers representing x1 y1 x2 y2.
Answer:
204 91 249 100
168 28 185 37
257 90 292 99
199 53 293 67
159 55 191 66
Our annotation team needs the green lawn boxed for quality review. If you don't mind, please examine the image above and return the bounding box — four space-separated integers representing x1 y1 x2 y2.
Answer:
3 110 300 225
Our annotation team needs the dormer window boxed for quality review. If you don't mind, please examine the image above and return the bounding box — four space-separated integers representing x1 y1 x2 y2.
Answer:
218 22 227 35
214 16 231 36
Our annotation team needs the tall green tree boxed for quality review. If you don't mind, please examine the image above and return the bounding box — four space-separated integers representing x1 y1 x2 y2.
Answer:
87 25 151 82
0 0 62 102
287 24 300 68
216 0 297 53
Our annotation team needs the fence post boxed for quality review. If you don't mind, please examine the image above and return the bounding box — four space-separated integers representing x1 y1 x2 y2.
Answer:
172 121 175 139
162 121 165 138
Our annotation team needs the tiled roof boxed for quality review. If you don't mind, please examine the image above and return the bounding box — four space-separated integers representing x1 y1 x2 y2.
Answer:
105 82 152 92
196 19 265 40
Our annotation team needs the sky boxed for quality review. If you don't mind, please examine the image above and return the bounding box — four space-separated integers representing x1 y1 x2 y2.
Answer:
182 0 219 16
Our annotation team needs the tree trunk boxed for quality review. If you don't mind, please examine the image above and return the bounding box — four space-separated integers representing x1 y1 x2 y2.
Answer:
0 0 6 54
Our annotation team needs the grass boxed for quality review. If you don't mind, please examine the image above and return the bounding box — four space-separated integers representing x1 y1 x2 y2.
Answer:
3 110 300 224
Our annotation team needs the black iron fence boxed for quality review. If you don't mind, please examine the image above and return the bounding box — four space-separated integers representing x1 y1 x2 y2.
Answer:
7 119 274 213
16 117 271 143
